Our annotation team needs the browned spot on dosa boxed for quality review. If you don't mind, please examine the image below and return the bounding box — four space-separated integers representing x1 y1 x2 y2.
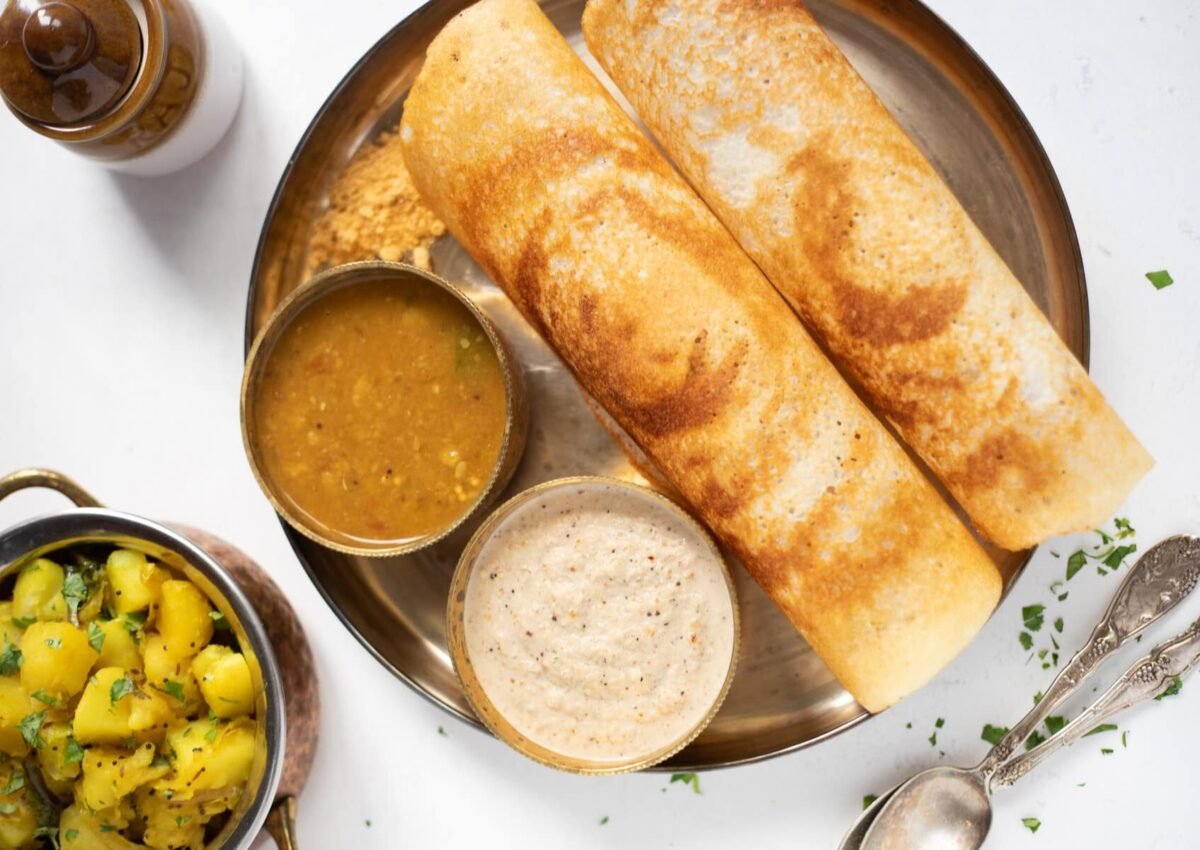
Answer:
788 140 966 347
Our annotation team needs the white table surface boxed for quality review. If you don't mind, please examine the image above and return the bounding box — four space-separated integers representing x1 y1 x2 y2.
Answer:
2 0 1198 847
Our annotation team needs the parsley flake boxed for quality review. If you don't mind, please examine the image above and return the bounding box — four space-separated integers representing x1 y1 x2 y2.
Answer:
0 642 21 676
1103 544 1137 569
928 732 937 747
1155 676 1182 700
669 773 701 794
62 572 88 623
1044 716 1066 736
1019 631 1034 651
19 711 45 748
109 675 134 704
158 680 186 702
1066 551 1087 581
981 724 1009 746
30 689 60 707
1022 816 1041 834
64 736 84 765
1025 730 1046 751
1145 269 1174 290
1053 617 1063 634
87 621 106 653
1022 605 1045 632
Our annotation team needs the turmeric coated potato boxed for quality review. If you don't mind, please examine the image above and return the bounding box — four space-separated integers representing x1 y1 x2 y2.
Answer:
192 645 255 718
2 545 261 849
19 622 98 699
158 580 214 660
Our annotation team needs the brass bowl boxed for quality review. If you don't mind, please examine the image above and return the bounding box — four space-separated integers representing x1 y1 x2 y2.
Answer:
447 476 741 774
241 261 529 559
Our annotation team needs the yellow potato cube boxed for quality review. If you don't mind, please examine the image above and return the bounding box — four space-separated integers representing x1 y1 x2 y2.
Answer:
0 601 26 647
92 619 143 672
158 581 214 660
73 667 134 744
128 687 178 741
19 622 98 699
0 676 32 756
37 721 83 784
0 759 38 849
159 717 255 799
141 635 202 715
76 741 167 811
192 645 254 718
59 803 147 849
137 786 239 850
12 558 67 622
105 549 164 616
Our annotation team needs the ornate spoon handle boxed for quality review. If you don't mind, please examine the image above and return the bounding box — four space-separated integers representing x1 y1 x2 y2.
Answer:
991 615 1200 787
978 535 1200 783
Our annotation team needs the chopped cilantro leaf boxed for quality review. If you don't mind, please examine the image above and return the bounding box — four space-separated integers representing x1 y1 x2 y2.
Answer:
862 795 878 810
600 816 609 825
1022 605 1045 632
19 711 45 748
1024 730 1046 751
1100 747 1114 755
87 621 106 653
0 768 24 795
1033 691 1043 705
209 610 231 630
0 642 21 676
1155 676 1183 700
1044 716 1066 735
30 689 60 707
1053 617 1063 634
1095 528 1113 545
0 803 18 815
109 675 134 704
1122 730 1130 748
1103 544 1137 569
158 680 186 702
437 726 447 737
65 736 84 764
982 724 1009 746
1066 551 1087 581
1019 631 1034 651
62 572 88 622
11 616 36 628
65 829 79 842
1022 817 1041 834
1145 269 1174 290
935 718 945 728
928 732 937 746
1083 724 1118 737
44 637 62 649
669 773 701 794
1114 517 1135 538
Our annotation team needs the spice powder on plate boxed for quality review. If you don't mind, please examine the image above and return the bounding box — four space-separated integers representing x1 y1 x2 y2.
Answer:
305 129 446 276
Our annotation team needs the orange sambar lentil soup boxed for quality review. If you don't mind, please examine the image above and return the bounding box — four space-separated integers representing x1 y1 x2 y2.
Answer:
253 279 508 543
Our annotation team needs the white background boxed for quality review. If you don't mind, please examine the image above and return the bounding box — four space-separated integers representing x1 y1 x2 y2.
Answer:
2 1 1198 847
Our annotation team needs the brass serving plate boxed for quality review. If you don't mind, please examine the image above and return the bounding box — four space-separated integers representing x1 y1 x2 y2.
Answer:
246 0 1088 769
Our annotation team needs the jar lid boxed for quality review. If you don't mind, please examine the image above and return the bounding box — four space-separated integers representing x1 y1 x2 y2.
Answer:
0 0 141 125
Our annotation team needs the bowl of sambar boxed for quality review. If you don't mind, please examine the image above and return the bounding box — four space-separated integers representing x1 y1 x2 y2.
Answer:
241 262 528 557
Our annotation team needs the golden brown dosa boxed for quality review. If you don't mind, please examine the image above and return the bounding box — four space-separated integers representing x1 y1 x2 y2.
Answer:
583 0 1152 551
400 0 1000 711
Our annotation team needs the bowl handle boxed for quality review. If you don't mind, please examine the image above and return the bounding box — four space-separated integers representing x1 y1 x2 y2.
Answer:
0 468 102 509
264 796 299 849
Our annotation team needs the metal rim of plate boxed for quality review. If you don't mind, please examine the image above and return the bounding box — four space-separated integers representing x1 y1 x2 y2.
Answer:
245 0 1089 770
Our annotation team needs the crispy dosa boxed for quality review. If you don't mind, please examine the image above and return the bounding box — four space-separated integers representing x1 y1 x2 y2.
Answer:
583 0 1152 551
400 0 1000 711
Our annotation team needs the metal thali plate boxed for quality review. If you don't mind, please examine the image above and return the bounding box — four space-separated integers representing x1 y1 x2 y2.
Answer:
246 0 1088 769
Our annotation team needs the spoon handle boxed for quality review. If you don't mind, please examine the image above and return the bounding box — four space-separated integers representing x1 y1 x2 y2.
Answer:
991 614 1200 787
978 535 1200 783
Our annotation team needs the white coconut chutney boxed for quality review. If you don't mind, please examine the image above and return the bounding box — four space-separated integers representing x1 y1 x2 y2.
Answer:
462 480 737 764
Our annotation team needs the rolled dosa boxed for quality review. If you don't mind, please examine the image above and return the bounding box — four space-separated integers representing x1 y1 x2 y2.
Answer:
583 0 1152 551
400 0 1000 711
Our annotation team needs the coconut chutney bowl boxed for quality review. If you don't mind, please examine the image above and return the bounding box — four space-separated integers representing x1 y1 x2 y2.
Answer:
447 476 741 774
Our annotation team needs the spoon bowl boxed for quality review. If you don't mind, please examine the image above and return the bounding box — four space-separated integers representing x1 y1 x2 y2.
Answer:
860 766 990 850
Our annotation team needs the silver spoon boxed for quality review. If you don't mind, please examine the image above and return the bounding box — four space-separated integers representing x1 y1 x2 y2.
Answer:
839 534 1200 850
861 611 1200 849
